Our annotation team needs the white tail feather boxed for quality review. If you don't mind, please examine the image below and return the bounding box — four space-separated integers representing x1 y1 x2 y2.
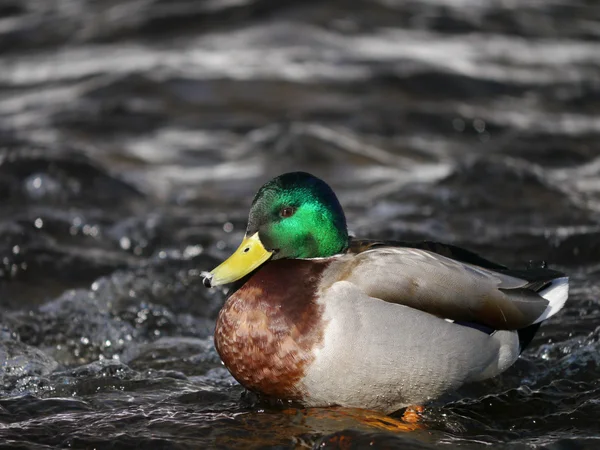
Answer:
535 277 569 323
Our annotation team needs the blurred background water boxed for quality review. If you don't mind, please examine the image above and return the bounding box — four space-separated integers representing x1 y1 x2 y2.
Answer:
1 0 600 448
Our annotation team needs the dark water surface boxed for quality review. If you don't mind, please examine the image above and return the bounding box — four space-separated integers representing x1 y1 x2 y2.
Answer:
1 0 600 448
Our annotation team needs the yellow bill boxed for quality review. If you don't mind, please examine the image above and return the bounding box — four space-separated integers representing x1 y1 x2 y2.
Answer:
203 232 272 287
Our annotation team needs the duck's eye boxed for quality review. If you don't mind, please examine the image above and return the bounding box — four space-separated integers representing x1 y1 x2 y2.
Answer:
280 207 296 218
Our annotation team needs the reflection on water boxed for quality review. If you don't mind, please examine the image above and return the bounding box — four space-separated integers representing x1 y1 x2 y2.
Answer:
1 0 600 448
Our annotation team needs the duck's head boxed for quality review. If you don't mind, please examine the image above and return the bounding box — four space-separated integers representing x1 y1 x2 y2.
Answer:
203 172 348 287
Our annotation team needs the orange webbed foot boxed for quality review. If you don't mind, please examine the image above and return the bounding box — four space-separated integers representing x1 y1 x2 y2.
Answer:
401 405 425 424
282 406 425 432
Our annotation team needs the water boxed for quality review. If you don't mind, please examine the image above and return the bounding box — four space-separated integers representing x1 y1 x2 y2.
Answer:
1 0 600 448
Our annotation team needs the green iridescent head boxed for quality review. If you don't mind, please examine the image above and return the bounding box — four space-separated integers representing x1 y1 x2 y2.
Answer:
247 172 349 259
204 172 348 287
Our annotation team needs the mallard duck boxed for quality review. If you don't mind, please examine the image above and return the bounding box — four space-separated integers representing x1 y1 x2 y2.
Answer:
203 172 568 414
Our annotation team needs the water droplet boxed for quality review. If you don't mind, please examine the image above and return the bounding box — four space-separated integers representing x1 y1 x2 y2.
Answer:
479 131 491 142
82 224 100 237
452 117 465 132
183 245 203 258
119 236 131 250
473 118 486 133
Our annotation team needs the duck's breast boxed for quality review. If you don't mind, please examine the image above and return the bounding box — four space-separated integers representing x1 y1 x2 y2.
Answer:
214 258 332 399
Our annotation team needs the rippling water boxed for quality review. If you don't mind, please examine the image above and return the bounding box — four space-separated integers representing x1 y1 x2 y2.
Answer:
1 0 600 448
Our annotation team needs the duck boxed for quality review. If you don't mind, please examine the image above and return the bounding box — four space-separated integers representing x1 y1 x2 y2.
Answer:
202 171 569 414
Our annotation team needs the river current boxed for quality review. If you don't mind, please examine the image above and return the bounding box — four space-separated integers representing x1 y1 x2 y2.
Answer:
1 1 600 448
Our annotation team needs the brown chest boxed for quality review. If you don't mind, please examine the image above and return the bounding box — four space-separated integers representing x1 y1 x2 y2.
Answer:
213 259 329 400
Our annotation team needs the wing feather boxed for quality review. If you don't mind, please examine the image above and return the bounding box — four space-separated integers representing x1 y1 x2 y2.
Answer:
337 247 556 329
